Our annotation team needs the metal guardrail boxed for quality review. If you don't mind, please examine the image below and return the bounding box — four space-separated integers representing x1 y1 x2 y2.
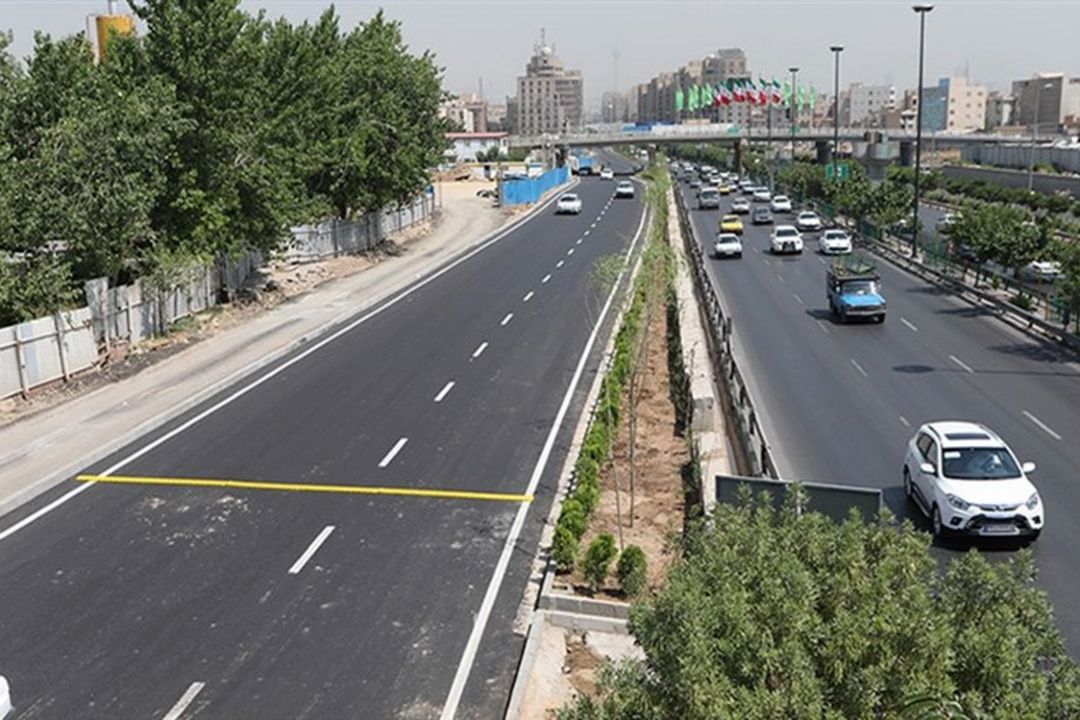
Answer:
673 185 779 479
716 474 882 524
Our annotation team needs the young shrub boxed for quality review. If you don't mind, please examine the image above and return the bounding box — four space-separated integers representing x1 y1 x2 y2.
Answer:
616 544 648 597
551 524 579 573
575 477 600 516
583 533 618 591
559 497 588 538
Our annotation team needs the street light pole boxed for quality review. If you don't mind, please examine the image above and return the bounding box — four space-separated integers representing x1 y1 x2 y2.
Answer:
1028 80 1051 192
830 46 843 169
789 66 799 163
911 4 933 257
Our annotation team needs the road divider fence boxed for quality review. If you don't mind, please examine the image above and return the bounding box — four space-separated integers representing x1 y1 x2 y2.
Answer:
673 182 779 479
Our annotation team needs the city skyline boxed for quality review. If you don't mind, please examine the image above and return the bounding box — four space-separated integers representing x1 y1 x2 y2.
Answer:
2 1 1078 111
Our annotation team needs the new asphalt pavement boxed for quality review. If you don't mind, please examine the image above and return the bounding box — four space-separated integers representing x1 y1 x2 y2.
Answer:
0 155 644 719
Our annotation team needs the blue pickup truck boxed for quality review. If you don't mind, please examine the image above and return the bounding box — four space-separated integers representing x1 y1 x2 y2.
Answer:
826 259 886 324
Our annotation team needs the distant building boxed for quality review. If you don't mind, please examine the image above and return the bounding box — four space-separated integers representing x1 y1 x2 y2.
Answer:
919 77 987 133
985 91 1016 130
846 83 896 127
601 91 630 123
486 103 508 132
445 131 509 162
515 32 584 135
1012 73 1080 132
440 94 489 133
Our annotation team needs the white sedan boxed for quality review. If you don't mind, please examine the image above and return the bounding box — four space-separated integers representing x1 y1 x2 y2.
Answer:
615 180 635 198
770 195 793 213
599 168 615 181
713 232 743 259
795 211 823 232
752 188 772 203
903 421 1042 540
818 229 853 255
0 675 9 720
555 193 583 215
770 225 804 255
1022 260 1062 282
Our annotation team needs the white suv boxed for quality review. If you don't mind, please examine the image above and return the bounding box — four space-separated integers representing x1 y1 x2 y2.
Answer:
0 675 10 720
770 225 804 255
903 421 1043 541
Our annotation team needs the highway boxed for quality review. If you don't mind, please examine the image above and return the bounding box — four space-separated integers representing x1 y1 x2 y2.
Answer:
0 154 644 719
679 178 1080 655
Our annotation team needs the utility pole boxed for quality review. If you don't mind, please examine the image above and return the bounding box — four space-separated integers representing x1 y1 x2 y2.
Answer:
911 4 934 258
789 67 799 163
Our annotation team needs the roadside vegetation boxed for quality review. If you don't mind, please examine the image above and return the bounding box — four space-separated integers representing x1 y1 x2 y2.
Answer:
0 0 449 326
560 493 1080 720
774 161 1080 327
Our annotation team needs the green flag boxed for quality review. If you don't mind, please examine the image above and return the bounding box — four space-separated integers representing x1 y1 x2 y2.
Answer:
808 84 818 109
782 81 792 105
688 84 698 111
797 84 806 110
675 88 685 112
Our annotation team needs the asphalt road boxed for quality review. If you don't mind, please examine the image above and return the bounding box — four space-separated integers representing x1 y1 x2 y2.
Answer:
0 154 644 719
680 179 1080 656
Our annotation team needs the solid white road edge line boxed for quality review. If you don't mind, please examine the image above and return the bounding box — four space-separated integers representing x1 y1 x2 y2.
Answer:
901 317 919 332
378 437 409 468
438 190 648 720
500 313 513 327
850 358 869 377
1023 410 1062 440
0 178 579 545
162 682 206 720
434 381 455 403
949 354 975 374
288 525 336 575
472 342 489 359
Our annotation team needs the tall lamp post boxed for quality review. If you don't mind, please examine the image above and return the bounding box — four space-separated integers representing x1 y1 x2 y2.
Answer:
911 4 933 257
1028 80 1054 192
830 46 843 169
789 66 799 163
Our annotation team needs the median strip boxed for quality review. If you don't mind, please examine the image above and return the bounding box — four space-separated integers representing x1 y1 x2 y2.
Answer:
76 475 533 503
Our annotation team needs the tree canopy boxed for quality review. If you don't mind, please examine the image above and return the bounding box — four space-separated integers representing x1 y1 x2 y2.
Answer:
561 495 1080 720
0 1 450 326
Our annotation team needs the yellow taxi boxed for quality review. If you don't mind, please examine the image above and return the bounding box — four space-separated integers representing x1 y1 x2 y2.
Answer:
718 184 732 195
719 214 744 235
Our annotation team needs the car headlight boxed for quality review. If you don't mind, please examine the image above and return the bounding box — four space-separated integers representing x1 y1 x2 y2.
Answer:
1026 492 1041 510
945 493 970 511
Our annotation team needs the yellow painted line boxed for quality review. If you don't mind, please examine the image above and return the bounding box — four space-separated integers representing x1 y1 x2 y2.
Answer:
76 475 533 504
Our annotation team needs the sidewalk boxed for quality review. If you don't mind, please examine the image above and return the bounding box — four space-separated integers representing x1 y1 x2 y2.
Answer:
0 180 554 519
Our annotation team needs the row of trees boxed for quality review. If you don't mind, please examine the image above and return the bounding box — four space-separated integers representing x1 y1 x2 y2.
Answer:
560 495 1080 719
777 161 1080 325
0 0 450 326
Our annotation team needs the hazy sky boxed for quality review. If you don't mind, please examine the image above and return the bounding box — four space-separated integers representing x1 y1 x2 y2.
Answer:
2 1 1077 109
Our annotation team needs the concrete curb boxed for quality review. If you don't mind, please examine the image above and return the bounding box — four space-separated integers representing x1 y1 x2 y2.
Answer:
0 178 579 523
666 183 731 510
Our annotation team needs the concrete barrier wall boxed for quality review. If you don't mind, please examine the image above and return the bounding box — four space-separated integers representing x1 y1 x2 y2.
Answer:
959 144 1080 187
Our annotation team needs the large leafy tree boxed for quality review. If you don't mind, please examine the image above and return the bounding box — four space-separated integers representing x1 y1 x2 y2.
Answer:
561 496 1080 720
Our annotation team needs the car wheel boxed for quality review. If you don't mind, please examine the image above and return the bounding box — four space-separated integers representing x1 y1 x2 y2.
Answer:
931 504 945 538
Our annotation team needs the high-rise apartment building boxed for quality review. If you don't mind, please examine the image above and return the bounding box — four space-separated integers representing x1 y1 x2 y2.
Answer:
920 77 987 133
1012 73 1080 131
846 83 896 127
515 33 584 135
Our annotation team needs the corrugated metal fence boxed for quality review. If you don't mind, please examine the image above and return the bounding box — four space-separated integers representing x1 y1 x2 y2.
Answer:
1 194 437 400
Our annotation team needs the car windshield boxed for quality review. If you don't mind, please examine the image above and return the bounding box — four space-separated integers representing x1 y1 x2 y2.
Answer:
722 215 738 222
560 195 578 202
799 213 816 220
841 279 879 296
825 231 847 240
775 196 788 202
776 228 797 237
941 447 1021 480
716 234 739 243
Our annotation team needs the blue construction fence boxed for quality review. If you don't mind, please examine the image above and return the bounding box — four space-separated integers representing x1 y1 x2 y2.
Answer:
502 166 571 206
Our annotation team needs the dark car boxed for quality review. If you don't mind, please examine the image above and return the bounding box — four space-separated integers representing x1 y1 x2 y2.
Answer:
752 207 773 225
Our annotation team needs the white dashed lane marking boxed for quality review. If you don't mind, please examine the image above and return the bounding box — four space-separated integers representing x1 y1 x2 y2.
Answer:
901 317 919 332
288 525 335 575
1023 411 1062 440
949 354 975 374
523 291 534 302
163 683 206 720
472 342 489 359
542 274 551 284
434 381 455 403
849 358 869 377
378 437 409 467
500 313 513 326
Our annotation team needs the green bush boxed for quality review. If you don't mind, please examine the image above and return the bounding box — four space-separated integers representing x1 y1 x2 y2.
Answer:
551 524 579 573
576 478 601 516
583 533 618 590
1010 293 1034 312
616 545 648 597
559 497 588 538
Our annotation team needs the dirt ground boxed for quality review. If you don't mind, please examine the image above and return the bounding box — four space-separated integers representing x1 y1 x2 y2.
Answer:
0 180 504 428
560 274 689 598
